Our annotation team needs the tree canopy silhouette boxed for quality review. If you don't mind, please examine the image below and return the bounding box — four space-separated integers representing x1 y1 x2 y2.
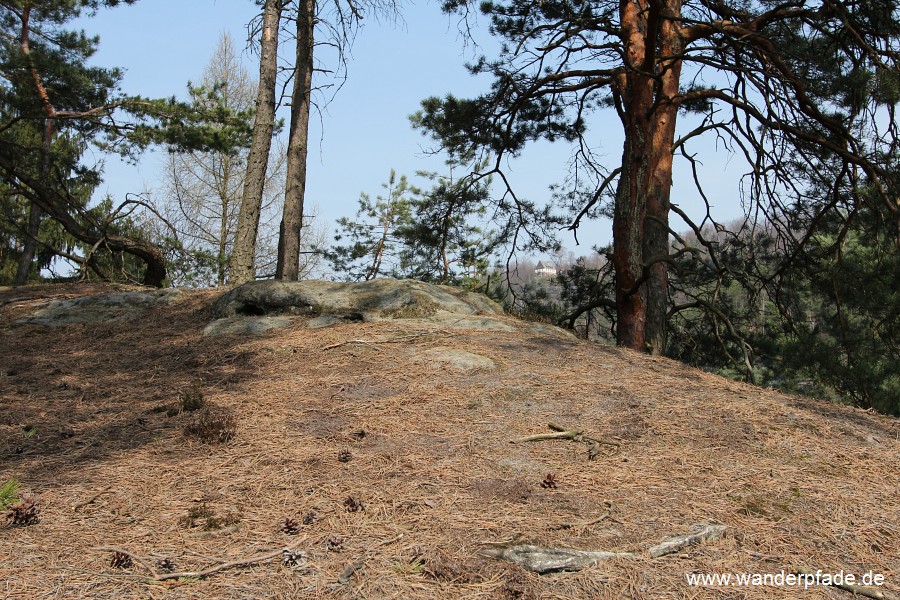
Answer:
415 0 900 354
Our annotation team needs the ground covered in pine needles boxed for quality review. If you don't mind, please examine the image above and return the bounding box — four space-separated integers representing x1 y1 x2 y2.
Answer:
0 283 897 599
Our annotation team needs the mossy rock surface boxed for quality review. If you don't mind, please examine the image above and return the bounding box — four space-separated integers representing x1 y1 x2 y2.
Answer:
14 289 183 327
211 279 504 324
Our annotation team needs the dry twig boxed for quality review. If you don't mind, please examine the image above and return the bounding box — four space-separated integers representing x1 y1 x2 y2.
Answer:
322 339 383 351
795 567 899 600
321 326 461 351
647 523 726 558
551 511 611 531
89 547 160 579
72 486 113 512
512 422 619 459
91 539 307 582
368 533 404 551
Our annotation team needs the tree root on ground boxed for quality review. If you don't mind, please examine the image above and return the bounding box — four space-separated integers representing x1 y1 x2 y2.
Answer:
480 523 726 574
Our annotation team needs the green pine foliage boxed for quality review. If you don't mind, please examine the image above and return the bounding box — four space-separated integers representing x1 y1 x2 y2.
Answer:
325 170 416 281
0 478 19 510
124 81 255 158
0 2 138 282
0 187 27 282
0 2 252 285
394 165 497 286
326 166 500 286
770 205 900 415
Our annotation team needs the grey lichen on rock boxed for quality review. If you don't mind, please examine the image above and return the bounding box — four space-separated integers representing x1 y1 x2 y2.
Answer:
211 279 504 327
524 322 578 340
15 289 183 327
203 316 294 337
417 347 497 373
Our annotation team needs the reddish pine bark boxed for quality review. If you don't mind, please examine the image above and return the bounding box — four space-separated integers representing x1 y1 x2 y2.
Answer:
612 0 684 354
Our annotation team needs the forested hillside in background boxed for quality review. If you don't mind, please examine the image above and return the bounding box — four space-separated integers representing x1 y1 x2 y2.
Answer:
1 1 898 416
506 207 900 415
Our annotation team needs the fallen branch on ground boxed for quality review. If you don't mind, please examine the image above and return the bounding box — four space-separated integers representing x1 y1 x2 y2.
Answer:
795 567 899 600
368 533 403 551
321 325 461 351
647 523 726 558
511 422 619 460
91 538 306 582
72 486 113 512
479 544 635 574
550 511 611 531
321 339 383 351
513 431 585 443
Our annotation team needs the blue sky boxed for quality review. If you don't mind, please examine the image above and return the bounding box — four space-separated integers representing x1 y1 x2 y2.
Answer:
78 0 747 258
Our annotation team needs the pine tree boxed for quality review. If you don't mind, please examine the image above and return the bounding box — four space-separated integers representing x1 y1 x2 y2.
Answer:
395 163 497 285
230 0 284 285
0 0 171 285
327 167 502 284
415 0 900 355
326 170 415 281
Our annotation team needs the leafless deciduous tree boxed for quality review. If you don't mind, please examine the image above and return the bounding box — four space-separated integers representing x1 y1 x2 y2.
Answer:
152 34 285 287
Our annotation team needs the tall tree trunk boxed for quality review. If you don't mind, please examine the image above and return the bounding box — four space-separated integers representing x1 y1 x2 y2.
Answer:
612 133 649 351
14 201 41 285
14 118 52 285
612 0 683 355
217 154 232 287
229 0 282 285
276 0 315 281
217 197 229 287
642 0 683 356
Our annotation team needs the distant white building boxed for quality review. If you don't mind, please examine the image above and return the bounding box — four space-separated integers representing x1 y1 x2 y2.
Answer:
534 260 558 277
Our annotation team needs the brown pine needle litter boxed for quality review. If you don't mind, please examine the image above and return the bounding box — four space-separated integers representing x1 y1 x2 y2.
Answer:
0 283 897 599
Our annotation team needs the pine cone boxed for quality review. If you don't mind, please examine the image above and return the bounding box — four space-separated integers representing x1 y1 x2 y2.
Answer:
343 496 364 512
282 548 305 567
281 517 300 535
110 551 133 569
325 535 345 552
5 492 40 526
156 557 177 573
